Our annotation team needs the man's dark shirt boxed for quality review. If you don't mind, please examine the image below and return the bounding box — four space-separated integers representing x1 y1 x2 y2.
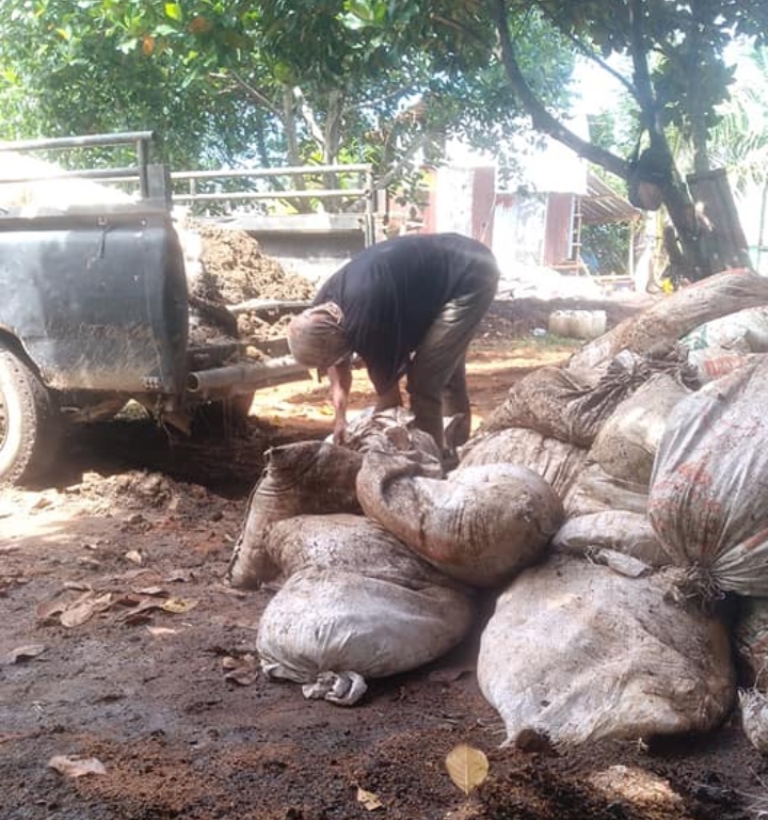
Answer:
313 233 496 393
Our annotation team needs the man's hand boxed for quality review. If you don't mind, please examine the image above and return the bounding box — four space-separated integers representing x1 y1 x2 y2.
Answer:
332 416 347 445
328 361 352 446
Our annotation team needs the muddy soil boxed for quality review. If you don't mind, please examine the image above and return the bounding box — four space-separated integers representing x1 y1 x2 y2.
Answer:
1 228 766 820
2 330 766 820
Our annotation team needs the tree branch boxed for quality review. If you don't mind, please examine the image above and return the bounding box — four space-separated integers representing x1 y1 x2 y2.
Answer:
293 86 326 148
628 0 657 132
344 129 437 213
226 71 284 121
489 0 629 180
527 0 640 103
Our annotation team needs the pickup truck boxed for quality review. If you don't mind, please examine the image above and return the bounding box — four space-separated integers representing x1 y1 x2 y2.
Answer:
0 131 309 485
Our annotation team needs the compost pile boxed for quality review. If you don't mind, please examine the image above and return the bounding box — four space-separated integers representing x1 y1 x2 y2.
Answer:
228 268 768 763
178 220 314 351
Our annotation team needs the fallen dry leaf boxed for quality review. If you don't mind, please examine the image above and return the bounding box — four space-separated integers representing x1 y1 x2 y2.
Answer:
161 597 198 614
124 550 144 566
166 568 194 583
48 755 107 778
60 592 113 628
146 626 178 637
356 787 384 811
35 596 70 622
445 744 489 796
63 581 93 592
137 586 167 597
1 644 46 665
221 654 258 686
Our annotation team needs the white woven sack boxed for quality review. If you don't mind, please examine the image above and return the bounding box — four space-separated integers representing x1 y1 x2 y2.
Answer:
649 356 768 596
257 567 474 706
457 427 588 498
477 555 734 747
357 452 563 587
589 373 691 485
553 511 669 568
228 441 363 589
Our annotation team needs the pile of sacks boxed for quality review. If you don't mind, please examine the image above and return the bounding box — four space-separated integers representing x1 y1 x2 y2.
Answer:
227 409 562 705
228 268 768 754
472 268 768 750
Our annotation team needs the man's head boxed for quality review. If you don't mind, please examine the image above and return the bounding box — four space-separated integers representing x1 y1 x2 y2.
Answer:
287 301 350 370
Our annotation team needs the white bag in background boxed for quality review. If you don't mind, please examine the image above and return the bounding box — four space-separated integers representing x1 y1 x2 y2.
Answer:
567 269 768 383
477 555 735 747
681 305 768 355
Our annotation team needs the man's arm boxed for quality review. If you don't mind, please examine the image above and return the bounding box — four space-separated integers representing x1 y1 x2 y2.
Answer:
327 361 353 444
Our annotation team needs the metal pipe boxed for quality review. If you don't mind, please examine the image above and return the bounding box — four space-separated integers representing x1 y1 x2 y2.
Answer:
170 164 371 180
0 131 156 152
187 356 310 394
173 188 368 203
0 166 143 184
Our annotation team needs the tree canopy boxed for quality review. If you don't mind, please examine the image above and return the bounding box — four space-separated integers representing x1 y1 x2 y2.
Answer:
1 0 766 275
0 0 572 179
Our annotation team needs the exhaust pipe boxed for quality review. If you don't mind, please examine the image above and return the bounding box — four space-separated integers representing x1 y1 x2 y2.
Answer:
187 355 310 395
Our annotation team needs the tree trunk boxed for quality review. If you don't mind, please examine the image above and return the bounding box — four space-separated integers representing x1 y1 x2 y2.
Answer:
663 170 753 283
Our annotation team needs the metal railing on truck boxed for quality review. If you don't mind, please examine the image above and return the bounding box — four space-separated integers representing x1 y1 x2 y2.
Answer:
0 130 164 201
0 130 378 245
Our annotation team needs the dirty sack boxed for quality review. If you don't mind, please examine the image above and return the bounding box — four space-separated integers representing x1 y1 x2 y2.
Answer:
649 356 768 597
589 373 692 486
261 513 466 587
682 305 768 355
685 349 764 385
228 441 363 588
734 596 768 691
256 515 474 706
356 451 563 587
680 306 768 385
739 689 768 754
567 268 768 384
336 406 444 461
553 511 670 569
563 463 649 518
481 348 694 449
477 554 735 747
457 427 588 499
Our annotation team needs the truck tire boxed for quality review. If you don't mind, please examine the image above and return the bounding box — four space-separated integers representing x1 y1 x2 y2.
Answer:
0 345 61 485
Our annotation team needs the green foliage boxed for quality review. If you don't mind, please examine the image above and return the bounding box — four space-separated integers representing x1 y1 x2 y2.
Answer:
1 0 765 237
581 222 630 275
0 0 575 198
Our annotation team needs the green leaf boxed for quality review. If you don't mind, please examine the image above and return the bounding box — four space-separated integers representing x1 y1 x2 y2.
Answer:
164 2 182 21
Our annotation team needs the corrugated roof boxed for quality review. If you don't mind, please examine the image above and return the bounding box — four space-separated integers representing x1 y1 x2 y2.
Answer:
581 171 642 224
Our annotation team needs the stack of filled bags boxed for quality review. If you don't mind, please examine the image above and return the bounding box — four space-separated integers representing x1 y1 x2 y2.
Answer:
467 268 768 750
228 409 562 705
228 268 768 754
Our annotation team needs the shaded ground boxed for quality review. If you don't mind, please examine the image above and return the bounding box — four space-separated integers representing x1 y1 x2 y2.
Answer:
2 326 766 820
1 224 765 819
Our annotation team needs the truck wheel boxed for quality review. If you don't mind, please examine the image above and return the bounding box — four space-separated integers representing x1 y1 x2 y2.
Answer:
0 346 61 485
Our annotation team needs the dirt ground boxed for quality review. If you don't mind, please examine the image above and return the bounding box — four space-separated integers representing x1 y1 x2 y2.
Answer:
1 231 767 819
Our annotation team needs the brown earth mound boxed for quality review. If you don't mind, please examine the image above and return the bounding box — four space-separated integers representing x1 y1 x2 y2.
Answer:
184 222 314 350
191 223 314 306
